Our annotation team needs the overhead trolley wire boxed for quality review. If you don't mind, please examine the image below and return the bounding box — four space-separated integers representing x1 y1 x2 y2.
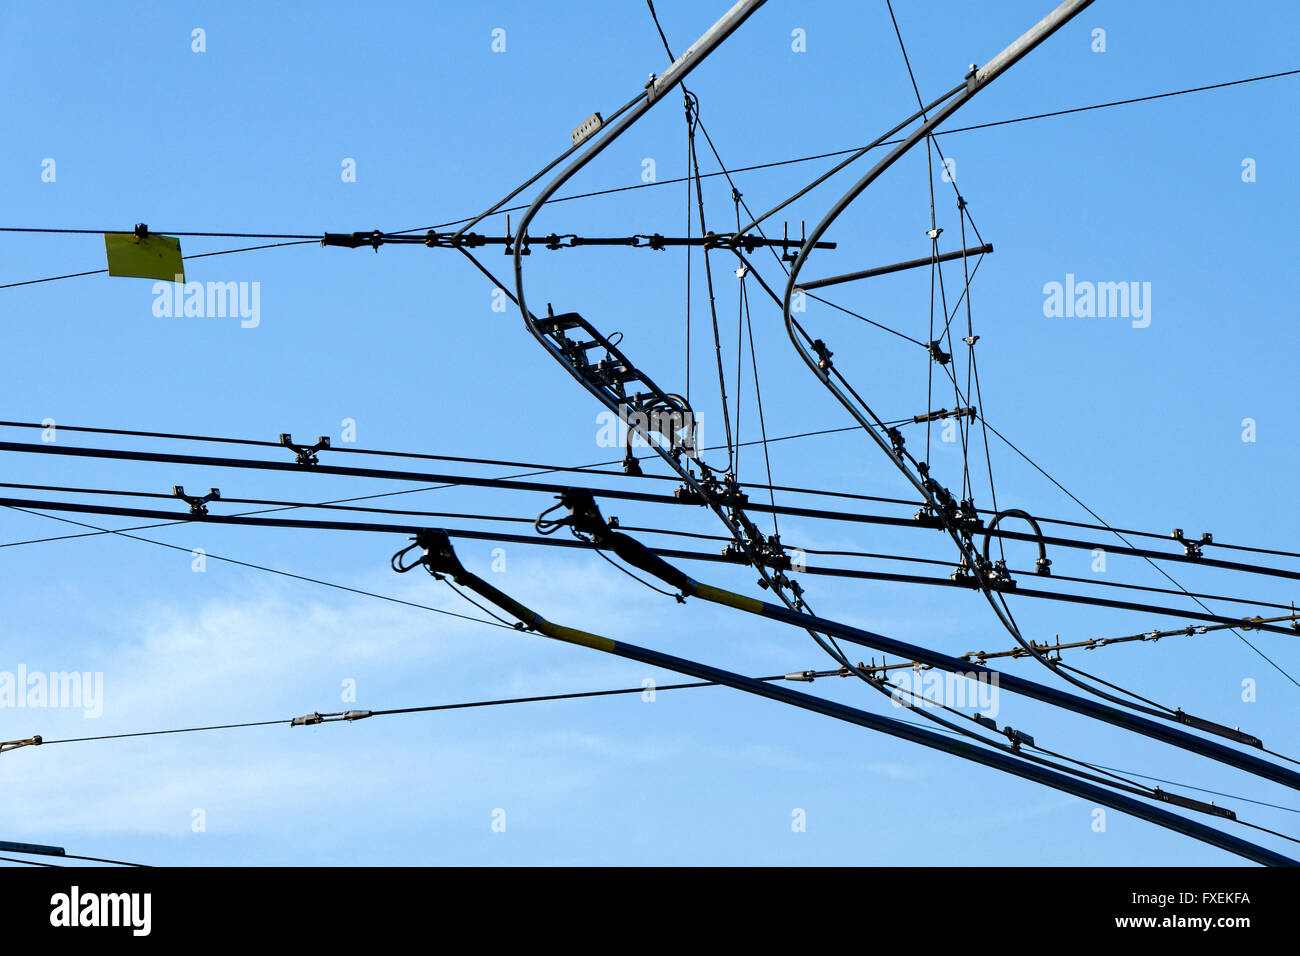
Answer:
3 505 518 633
4 439 1299 602
16 485 1300 781
6 416 1297 560
5 478 1294 624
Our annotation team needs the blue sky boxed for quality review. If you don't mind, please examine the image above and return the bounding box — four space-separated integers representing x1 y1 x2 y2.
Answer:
1 0 1297 865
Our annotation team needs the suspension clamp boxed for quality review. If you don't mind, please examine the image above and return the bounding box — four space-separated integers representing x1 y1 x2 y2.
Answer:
1004 726 1035 751
720 543 749 564
987 558 1017 590
414 529 467 579
761 542 792 572
280 433 331 466
173 485 221 516
1171 528 1211 558
913 506 942 528
558 489 610 540
949 555 976 586
673 482 747 509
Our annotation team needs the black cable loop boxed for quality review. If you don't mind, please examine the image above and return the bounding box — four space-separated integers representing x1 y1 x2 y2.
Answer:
534 501 569 535
390 540 425 573
981 508 1051 575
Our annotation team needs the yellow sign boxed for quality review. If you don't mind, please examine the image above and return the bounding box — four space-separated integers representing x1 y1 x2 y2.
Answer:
104 232 185 282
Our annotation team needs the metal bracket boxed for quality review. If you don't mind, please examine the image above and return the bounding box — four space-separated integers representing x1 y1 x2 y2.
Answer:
1171 528 1212 559
811 338 834 371
172 485 221 516
414 529 468 579
280 433 331 466
927 340 951 365
558 488 610 540
780 221 806 262
1004 726 1035 751
503 215 530 256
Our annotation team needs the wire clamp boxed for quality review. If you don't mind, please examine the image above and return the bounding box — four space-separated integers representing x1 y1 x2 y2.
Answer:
674 485 705 505
912 505 942 528
280 433 331 466
1004 726 1034 751
502 215 530 256
557 488 610 540
622 448 644 476
987 558 1016 589
811 338 834 371
414 529 470 580
720 543 748 564
1171 528 1211 558
172 485 220 516
780 221 806 263
949 555 976 586
926 340 951 365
